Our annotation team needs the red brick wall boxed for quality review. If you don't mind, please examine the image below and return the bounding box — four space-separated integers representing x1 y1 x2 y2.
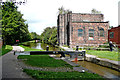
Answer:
72 13 104 22
108 27 120 48
70 22 109 47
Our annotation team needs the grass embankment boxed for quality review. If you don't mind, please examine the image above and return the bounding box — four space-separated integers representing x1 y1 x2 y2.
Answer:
86 50 120 61
18 55 72 68
18 55 103 79
1 45 13 56
19 45 43 51
23 69 103 80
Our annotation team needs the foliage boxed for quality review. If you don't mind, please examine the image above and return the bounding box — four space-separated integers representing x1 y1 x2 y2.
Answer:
2 2 31 45
23 69 104 80
58 6 71 14
40 27 58 45
91 8 101 14
86 50 119 61
30 32 40 40
1 45 13 55
17 55 72 68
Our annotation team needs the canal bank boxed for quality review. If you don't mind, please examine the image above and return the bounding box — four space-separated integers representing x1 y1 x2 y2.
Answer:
18 42 120 79
60 46 120 71
60 46 120 79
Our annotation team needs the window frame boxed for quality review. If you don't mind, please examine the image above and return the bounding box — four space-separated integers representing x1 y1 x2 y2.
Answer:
89 29 94 40
78 29 83 37
99 28 104 37
110 32 114 38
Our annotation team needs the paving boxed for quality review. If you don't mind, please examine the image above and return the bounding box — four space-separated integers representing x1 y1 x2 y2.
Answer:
60 46 74 51
1 46 33 80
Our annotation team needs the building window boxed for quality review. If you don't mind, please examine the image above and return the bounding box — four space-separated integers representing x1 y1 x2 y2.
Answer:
72 27 73 34
72 27 73 31
89 29 94 40
110 32 114 38
99 28 104 37
78 29 83 37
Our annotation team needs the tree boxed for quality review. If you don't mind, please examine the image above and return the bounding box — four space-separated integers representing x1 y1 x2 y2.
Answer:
58 6 71 14
91 8 101 14
2 1 31 45
40 27 58 45
30 32 40 40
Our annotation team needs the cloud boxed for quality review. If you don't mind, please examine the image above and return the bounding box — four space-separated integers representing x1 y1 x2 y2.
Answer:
17 0 119 35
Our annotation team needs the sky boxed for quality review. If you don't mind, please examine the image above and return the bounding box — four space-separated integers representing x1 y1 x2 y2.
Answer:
16 0 119 35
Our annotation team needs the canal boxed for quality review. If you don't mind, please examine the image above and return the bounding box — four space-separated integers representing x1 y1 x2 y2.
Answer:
24 42 60 51
24 42 120 79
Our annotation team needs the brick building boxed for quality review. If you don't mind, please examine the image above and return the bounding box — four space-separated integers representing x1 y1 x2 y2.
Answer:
57 12 109 48
108 26 120 48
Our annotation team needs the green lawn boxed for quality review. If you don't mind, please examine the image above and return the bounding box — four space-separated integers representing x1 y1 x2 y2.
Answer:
23 69 104 80
1 45 13 56
19 45 43 51
86 50 120 61
18 55 72 68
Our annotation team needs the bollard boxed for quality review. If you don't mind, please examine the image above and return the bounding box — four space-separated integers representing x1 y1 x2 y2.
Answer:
14 51 15 55
82 50 86 60
76 46 79 51
46 45 49 51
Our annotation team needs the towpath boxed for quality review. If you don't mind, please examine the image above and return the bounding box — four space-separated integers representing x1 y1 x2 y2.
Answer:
1 46 33 80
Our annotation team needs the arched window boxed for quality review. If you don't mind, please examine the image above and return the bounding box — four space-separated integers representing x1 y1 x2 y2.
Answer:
78 29 83 37
89 29 94 40
99 28 104 37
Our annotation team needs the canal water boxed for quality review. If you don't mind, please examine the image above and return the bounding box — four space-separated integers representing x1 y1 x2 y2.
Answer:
24 42 60 51
75 61 120 79
24 42 120 79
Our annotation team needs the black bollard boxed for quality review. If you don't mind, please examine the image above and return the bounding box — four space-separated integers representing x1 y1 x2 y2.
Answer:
76 46 79 51
46 45 49 51
82 51 86 60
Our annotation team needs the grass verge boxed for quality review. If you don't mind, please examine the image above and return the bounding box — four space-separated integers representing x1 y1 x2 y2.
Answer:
86 50 120 61
19 45 43 51
18 55 72 68
23 69 104 80
1 45 13 56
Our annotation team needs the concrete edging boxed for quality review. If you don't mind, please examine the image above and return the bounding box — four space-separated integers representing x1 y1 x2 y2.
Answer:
85 56 120 71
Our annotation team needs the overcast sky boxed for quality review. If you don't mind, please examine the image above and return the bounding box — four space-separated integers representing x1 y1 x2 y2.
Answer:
17 0 119 35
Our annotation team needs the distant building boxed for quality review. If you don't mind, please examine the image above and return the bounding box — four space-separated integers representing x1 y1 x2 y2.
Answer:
57 12 109 48
108 26 120 48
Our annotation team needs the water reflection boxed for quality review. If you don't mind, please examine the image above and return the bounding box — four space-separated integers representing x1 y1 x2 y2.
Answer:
76 61 120 79
24 42 60 51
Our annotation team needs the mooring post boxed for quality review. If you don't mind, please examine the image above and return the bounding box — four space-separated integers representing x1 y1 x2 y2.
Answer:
82 50 86 60
76 46 79 51
46 45 49 51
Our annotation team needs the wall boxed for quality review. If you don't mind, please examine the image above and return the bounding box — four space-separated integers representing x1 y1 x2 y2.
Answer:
108 26 120 48
72 13 104 22
57 12 109 47
70 22 109 48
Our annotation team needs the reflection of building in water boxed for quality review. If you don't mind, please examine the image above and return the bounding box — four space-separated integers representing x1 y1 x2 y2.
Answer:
57 11 109 48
